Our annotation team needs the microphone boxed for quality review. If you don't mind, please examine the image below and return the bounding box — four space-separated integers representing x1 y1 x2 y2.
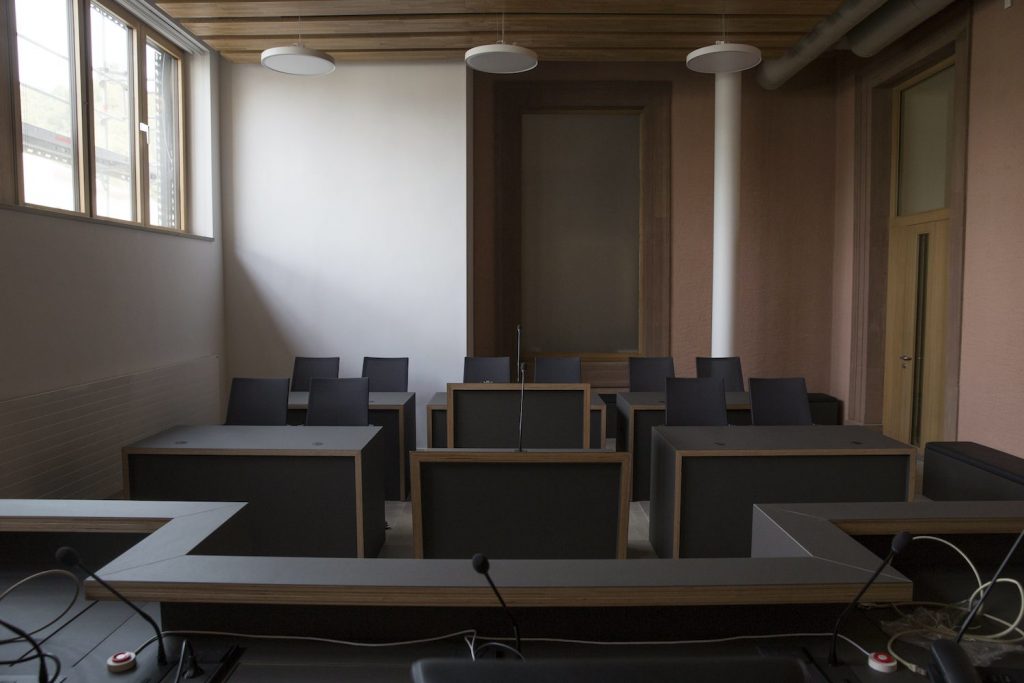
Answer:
56 546 168 665
515 324 522 382
471 553 521 655
927 527 1024 683
0 616 49 683
517 362 526 452
829 531 913 666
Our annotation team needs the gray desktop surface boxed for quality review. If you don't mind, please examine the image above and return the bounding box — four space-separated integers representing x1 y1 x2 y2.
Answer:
125 424 380 453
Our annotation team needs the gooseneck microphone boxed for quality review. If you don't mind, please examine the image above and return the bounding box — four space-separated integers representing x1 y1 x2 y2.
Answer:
829 531 913 666
471 553 521 655
56 546 168 665
0 616 49 683
514 324 522 382
928 527 1024 683
517 362 526 453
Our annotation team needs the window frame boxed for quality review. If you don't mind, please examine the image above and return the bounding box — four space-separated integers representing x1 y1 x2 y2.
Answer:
4 0 188 232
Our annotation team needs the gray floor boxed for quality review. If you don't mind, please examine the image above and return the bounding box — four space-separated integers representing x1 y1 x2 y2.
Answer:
378 500 657 559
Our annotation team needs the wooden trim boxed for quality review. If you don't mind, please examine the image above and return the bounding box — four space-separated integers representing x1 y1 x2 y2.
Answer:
410 452 424 558
445 383 456 448
677 447 915 458
616 451 630 559
353 450 364 558
396 403 406 501
0 517 166 533
672 451 682 559
425 404 437 448
0 0 17 206
626 406 637 457
124 446 363 458
94 581 910 608
595 399 606 448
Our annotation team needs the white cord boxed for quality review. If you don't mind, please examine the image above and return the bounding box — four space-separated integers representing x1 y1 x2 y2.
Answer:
912 536 984 592
133 628 479 655
0 569 81 643
506 632 871 657
965 578 1024 639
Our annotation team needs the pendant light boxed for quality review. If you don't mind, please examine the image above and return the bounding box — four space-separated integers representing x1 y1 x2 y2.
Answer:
261 16 335 76
465 14 537 74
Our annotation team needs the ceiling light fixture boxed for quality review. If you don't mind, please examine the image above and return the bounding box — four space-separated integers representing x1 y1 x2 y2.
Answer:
261 16 335 76
465 13 537 74
686 42 762 74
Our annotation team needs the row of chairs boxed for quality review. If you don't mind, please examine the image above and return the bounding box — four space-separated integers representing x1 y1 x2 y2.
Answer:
666 376 813 426
292 356 408 392
226 355 409 426
463 355 744 392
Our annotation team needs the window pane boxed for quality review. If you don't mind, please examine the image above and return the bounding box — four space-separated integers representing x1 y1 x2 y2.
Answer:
897 66 954 216
15 0 79 211
146 43 179 228
91 3 135 221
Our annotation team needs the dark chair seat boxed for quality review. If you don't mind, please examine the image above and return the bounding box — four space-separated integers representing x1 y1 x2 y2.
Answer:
628 356 675 393
291 356 340 392
665 377 728 426
534 357 582 383
362 357 409 392
696 356 744 392
464 356 510 383
306 377 370 426
749 377 813 426
225 378 289 426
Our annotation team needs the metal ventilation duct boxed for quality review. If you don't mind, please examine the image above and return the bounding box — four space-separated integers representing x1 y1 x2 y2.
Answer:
757 0 888 90
846 0 957 57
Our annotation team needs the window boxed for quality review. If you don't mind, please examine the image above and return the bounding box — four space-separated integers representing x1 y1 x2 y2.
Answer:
10 0 185 230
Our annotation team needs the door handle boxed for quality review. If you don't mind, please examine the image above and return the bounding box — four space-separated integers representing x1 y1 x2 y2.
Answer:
899 355 913 361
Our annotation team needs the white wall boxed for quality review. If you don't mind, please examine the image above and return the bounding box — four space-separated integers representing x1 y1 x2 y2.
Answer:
220 61 469 446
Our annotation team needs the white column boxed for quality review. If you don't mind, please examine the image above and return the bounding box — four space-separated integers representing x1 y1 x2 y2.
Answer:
710 70 742 357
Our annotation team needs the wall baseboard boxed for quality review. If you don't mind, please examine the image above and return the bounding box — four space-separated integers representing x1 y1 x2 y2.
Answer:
0 356 221 499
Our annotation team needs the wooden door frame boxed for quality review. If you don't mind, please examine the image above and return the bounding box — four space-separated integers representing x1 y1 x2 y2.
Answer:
470 79 671 384
847 4 969 438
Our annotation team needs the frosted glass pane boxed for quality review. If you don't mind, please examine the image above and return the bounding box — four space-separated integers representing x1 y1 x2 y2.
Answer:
16 0 79 211
898 66 954 216
521 113 640 354
91 2 136 221
146 42 180 228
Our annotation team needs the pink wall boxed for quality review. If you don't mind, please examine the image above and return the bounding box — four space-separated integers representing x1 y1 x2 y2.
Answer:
829 68 856 420
956 0 1024 456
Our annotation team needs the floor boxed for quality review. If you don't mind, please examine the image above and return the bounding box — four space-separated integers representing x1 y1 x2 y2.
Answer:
377 500 657 559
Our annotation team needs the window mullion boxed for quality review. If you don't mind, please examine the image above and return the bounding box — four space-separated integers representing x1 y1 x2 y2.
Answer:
78 0 97 217
1 0 22 205
135 24 148 225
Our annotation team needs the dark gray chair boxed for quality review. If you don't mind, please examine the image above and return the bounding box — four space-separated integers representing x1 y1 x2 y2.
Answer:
291 356 340 392
305 377 370 426
534 357 582 383
628 356 675 392
225 378 289 426
665 377 729 426
696 356 744 392
749 378 813 426
463 356 510 383
361 357 409 392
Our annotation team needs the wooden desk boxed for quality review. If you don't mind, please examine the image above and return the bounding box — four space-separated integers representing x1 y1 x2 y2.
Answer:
289 391 415 501
616 391 750 500
123 425 384 558
426 390 606 449
410 449 630 559
649 425 915 558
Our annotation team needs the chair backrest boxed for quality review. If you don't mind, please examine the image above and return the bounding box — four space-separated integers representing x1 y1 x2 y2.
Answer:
463 356 510 383
749 377 813 426
305 377 370 426
361 357 409 392
665 377 729 426
696 356 745 392
628 356 675 392
534 357 582 383
291 356 340 392
225 378 289 426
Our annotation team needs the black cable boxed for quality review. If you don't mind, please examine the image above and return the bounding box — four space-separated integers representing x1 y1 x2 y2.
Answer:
955 528 1024 643
0 616 50 683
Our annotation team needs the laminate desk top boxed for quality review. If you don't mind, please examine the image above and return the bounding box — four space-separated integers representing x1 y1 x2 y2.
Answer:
124 424 381 455
654 425 910 454
289 391 414 410
617 391 751 411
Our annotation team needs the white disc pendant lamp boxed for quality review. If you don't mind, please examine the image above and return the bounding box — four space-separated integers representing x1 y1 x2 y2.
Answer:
465 14 537 74
261 16 335 76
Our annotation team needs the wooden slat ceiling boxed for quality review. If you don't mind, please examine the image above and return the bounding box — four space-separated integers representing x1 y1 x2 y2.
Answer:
156 0 845 64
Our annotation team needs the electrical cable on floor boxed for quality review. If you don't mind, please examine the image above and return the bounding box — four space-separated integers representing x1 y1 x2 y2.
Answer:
0 569 81 644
